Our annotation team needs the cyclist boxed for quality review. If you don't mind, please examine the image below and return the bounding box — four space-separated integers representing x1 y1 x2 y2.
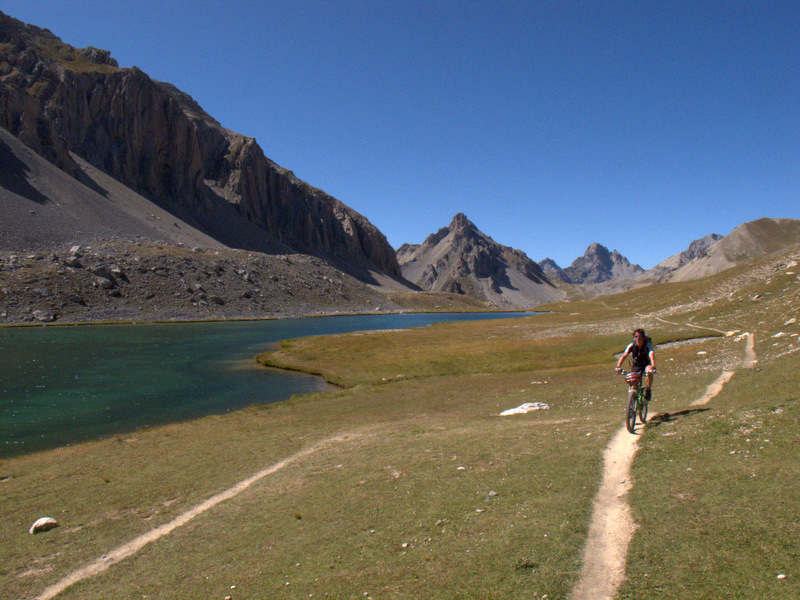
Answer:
615 328 656 401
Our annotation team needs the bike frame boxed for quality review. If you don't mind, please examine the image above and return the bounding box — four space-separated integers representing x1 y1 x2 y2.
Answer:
620 369 648 433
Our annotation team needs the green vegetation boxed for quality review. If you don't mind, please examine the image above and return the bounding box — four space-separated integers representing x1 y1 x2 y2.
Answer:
35 38 119 75
2 246 799 599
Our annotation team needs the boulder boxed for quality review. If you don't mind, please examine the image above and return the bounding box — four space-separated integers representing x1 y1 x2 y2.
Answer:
32 309 55 322
29 517 58 534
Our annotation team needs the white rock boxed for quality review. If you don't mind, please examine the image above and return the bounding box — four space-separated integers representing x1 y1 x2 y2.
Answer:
32 310 55 322
499 402 550 416
29 517 58 534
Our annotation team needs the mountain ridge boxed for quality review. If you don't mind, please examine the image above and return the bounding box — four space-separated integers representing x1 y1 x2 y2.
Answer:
0 10 404 285
539 243 644 285
664 218 800 283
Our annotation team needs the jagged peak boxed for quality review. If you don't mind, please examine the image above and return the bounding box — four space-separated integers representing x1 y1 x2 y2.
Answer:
539 257 562 269
449 213 474 232
583 242 611 259
422 226 451 248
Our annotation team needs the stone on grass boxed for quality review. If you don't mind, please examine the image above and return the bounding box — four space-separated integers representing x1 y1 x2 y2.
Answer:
499 402 550 416
29 517 58 534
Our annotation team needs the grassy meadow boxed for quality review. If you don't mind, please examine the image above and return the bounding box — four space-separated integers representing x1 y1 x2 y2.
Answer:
2 246 799 599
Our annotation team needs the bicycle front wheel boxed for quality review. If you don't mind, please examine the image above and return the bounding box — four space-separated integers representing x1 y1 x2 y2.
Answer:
625 389 637 433
638 393 648 424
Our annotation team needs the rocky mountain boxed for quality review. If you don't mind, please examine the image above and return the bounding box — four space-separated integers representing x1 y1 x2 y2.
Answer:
644 233 723 281
540 243 644 285
664 218 800 282
0 11 402 283
397 213 563 309
0 124 407 324
537 258 565 283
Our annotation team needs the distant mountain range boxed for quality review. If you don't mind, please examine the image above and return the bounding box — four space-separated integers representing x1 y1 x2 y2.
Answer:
1 10 799 316
655 218 800 283
398 215 800 307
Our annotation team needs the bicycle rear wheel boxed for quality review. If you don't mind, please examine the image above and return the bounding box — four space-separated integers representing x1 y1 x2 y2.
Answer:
625 389 637 433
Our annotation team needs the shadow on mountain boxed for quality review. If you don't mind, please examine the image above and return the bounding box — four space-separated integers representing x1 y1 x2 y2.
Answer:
0 138 48 204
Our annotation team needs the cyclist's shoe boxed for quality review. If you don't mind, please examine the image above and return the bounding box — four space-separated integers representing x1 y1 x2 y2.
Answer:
645 388 652 402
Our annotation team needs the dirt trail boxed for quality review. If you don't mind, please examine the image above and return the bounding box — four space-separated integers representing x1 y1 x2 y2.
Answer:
570 332 757 600
570 427 640 600
32 434 361 600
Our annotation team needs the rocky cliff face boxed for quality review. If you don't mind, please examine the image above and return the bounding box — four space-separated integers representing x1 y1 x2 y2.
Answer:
0 11 401 280
537 257 567 283
397 213 562 308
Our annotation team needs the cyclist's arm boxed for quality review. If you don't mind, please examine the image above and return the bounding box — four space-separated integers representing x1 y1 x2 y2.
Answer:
616 343 633 370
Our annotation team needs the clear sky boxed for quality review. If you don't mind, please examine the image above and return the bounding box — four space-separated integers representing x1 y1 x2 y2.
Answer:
3 0 798 268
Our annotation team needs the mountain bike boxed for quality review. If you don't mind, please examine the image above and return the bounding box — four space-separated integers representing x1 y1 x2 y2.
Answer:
617 369 652 433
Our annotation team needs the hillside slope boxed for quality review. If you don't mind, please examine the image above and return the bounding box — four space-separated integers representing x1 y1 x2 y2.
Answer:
644 233 723 281
667 218 800 282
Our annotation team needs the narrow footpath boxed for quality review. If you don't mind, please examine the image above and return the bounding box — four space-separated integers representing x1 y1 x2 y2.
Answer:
32 434 362 600
570 332 756 600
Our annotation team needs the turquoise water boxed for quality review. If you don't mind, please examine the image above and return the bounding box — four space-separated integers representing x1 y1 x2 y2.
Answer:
0 312 529 457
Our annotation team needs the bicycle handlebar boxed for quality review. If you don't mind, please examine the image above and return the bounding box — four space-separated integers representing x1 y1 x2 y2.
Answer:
616 368 657 375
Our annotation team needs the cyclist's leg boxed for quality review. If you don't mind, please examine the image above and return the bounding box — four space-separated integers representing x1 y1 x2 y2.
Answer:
644 366 653 400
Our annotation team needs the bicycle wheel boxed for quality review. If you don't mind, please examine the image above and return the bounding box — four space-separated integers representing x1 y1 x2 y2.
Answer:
638 391 648 424
625 389 637 433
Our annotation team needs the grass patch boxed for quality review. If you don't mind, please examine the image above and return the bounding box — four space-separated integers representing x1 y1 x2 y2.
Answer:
620 355 800 599
257 314 702 388
2 362 619 600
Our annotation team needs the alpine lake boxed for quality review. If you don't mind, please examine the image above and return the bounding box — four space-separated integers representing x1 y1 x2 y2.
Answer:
1 312 531 458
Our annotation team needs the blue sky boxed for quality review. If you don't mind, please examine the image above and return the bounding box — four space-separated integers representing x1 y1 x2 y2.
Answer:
3 1 798 268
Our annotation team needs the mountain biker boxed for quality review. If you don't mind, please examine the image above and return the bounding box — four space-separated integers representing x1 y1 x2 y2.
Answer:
615 328 656 401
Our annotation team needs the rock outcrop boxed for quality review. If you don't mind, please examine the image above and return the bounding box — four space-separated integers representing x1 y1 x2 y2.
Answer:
0 11 401 281
397 213 563 308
